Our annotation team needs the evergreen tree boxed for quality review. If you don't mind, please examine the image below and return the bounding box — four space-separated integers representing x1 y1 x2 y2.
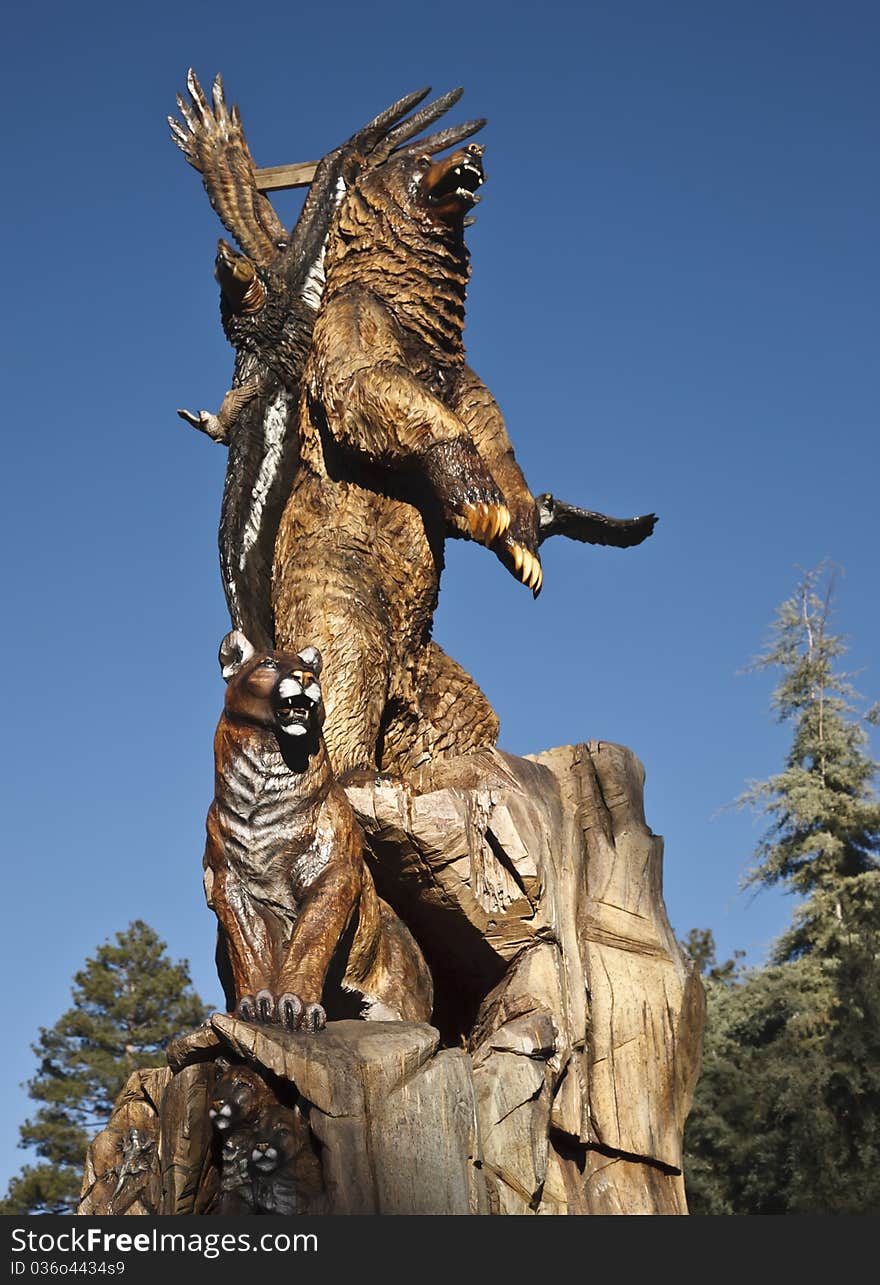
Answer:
684 564 880 1214
1 921 210 1215
739 562 880 962
680 928 744 984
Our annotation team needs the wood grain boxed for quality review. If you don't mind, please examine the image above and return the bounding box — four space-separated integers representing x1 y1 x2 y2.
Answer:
81 741 703 1215
254 162 318 191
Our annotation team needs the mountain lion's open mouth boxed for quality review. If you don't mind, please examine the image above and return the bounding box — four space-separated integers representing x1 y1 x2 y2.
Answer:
274 673 321 736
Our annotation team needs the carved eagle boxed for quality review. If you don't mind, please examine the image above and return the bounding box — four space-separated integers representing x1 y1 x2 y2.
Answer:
537 495 657 548
170 73 479 649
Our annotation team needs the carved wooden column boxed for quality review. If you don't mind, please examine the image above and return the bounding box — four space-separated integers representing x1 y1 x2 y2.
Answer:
79 742 703 1216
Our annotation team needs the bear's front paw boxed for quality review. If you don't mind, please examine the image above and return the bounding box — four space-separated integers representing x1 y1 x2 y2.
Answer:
420 437 510 549
496 530 543 595
458 497 511 546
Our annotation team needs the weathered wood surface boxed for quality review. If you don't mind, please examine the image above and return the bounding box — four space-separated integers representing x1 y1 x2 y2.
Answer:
346 740 703 1212
80 741 703 1215
197 1019 484 1215
254 161 318 191
78 1068 171 1216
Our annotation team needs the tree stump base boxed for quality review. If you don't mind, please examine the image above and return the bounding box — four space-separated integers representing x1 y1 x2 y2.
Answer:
79 742 704 1216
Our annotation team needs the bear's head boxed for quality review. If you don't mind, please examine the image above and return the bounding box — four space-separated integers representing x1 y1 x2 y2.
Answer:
353 142 485 233
218 630 325 742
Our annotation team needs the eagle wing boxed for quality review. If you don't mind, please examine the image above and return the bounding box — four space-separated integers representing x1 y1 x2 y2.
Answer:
170 73 480 280
169 69 288 267
282 87 485 297
218 362 297 653
537 494 658 547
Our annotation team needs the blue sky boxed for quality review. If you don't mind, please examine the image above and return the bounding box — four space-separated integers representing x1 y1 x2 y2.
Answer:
1 0 877 1188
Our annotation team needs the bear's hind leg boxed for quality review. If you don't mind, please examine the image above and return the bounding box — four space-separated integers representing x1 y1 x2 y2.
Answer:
380 641 499 774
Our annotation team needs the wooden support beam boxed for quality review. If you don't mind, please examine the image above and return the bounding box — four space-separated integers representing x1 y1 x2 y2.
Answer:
255 161 318 193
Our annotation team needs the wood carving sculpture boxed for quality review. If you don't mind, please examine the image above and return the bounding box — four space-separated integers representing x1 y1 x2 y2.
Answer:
204 629 434 1030
106 1128 156 1216
273 142 656 775
208 1057 275 1136
270 143 522 776
76 79 702 1220
172 73 656 770
171 72 480 650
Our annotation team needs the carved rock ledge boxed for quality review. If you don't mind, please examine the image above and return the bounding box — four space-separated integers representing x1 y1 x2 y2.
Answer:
79 742 704 1216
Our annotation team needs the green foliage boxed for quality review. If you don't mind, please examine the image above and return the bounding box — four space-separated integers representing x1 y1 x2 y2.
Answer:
680 928 744 984
1 921 209 1215
685 565 880 1214
686 941 880 1214
739 563 880 960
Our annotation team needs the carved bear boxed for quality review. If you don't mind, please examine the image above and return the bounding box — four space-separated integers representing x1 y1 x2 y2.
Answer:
273 141 543 777
203 630 434 1030
172 73 480 652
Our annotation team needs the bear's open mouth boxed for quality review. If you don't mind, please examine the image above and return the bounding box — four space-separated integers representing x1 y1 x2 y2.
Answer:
425 149 484 209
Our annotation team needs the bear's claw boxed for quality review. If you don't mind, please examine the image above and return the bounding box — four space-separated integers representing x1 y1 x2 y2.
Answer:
461 500 510 546
510 541 543 595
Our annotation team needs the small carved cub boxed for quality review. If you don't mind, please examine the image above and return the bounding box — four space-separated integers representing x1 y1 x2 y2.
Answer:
208 1058 275 1135
248 1103 325 1215
203 630 433 1031
208 1058 324 1215
208 1059 277 1215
